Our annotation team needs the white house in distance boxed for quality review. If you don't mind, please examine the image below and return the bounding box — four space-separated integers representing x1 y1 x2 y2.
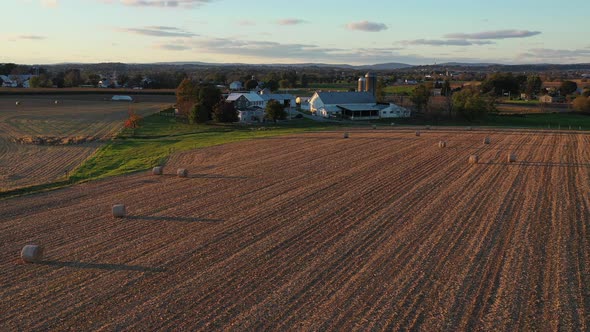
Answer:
226 91 296 122
0 75 34 88
310 91 410 120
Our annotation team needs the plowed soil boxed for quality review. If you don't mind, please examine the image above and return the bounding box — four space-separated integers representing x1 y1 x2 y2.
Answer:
0 95 173 191
1 129 589 331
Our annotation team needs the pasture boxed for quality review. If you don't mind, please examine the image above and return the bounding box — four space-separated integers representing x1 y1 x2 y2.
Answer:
0 95 174 191
1 129 588 330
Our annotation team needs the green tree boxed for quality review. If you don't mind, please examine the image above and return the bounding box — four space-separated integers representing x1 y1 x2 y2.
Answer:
176 78 200 117
176 79 221 123
525 75 543 98
213 101 239 123
279 79 290 90
481 73 520 96
452 86 495 121
559 81 578 96
64 69 83 87
441 80 452 97
265 99 287 122
376 78 385 103
300 74 309 88
410 83 431 112
87 73 101 87
265 79 279 91
245 79 258 90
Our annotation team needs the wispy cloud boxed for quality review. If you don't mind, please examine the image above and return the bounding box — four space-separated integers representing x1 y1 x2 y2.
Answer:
402 39 494 46
346 21 388 32
41 0 58 7
445 29 541 40
277 18 307 26
100 0 214 8
237 20 256 26
517 48 590 62
117 26 197 37
19 35 47 40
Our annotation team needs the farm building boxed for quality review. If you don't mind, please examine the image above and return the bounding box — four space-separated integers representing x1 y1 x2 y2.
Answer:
111 95 133 102
296 96 311 111
539 95 565 103
226 92 295 110
309 91 410 120
237 106 265 123
229 81 243 90
0 74 33 88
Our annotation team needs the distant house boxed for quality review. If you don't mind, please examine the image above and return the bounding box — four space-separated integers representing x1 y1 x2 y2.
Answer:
539 95 553 103
296 96 311 111
229 81 243 91
0 74 33 88
226 91 296 110
309 91 409 120
238 107 265 123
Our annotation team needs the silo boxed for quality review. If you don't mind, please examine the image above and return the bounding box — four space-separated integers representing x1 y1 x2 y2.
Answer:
357 76 366 92
365 72 377 97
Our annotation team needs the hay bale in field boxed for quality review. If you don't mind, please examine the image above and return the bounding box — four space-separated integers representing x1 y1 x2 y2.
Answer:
54 100 59 104
372 125 377 130
21 245 44 263
15 101 20 106
467 126 472 131
507 153 517 163
438 141 447 148
152 166 164 175
426 125 431 130
112 204 126 218
343 132 349 139
469 155 479 164
390 122 395 126
415 131 421 137
177 168 188 177
484 137 491 144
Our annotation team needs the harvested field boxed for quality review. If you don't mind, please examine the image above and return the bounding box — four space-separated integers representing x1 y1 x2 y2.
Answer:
1 129 589 330
0 95 173 191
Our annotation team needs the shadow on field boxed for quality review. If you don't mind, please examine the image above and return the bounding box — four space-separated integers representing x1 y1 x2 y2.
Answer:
128 215 223 223
481 161 590 168
38 261 166 273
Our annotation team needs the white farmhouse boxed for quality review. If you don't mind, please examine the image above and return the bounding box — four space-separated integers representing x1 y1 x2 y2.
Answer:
226 92 265 109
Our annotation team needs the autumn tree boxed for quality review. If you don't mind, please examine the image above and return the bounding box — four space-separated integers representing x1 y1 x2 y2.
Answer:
525 75 542 98
559 81 578 96
573 96 590 112
245 79 258 90
175 79 221 123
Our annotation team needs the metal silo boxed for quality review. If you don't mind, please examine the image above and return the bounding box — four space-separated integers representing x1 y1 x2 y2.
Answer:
358 76 366 92
365 72 377 97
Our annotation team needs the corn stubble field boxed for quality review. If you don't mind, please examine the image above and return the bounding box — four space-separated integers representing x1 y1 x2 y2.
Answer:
1 129 589 330
0 95 173 191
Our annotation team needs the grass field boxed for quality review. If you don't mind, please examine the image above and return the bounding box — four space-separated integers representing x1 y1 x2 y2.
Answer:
383 85 415 95
2 129 589 330
0 95 174 192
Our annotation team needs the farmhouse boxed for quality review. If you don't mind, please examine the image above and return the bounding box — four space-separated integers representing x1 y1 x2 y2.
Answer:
539 95 565 103
226 91 296 110
309 91 410 120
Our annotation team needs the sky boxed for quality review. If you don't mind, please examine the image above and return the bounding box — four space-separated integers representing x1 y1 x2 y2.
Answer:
3 0 590 65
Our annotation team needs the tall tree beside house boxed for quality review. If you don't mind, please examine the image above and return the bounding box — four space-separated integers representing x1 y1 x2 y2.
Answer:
265 99 287 123
245 79 258 90
525 75 543 97
410 83 432 112
213 101 239 123
265 79 279 92
176 79 222 123
559 81 578 96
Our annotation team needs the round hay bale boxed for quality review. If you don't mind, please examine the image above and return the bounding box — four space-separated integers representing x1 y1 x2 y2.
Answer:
507 153 517 163
483 137 491 144
177 168 188 177
438 141 447 148
390 122 395 126
372 125 377 130
15 101 20 106
467 126 472 131
343 132 349 139
21 245 44 263
426 125 431 130
112 204 126 218
469 155 479 164
152 166 164 175
415 131 421 137
54 100 59 104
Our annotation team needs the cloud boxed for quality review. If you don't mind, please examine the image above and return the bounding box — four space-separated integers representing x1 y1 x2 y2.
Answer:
346 21 388 32
517 48 590 62
277 18 307 26
237 20 256 26
118 26 197 37
19 35 46 40
156 44 192 51
403 39 494 46
445 29 541 40
41 0 58 7
100 0 214 8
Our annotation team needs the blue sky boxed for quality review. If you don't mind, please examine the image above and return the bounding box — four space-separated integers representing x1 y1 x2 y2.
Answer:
3 0 590 65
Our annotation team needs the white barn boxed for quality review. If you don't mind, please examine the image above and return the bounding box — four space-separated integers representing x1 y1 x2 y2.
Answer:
310 91 409 120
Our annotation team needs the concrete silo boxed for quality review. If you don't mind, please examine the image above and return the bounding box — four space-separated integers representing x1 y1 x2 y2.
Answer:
357 76 366 92
365 72 377 98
